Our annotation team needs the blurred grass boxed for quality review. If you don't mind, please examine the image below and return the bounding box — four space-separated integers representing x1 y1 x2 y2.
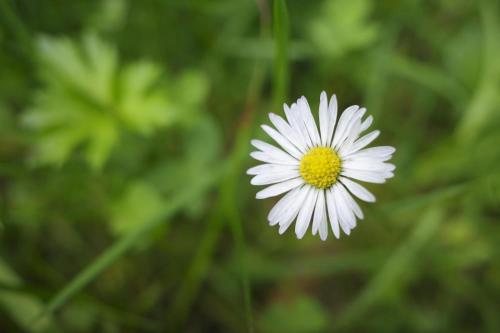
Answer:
272 0 289 109
36 165 225 323
1 0 500 332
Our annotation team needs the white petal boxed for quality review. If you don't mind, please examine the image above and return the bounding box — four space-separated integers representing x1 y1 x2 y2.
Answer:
342 160 396 173
341 169 388 184
325 188 340 239
359 115 373 133
267 186 302 225
331 105 359 148
312 189 328 241
318 92 329 146
345 146 395 160
318 210 328 241
346 116 363 140
261 125 303 159
326 94 338 146
332 184 356 233
295 188 318 239
312 190 323 234
336 182 364 219
285 103 313 149
251 171 300 185
256 178 304 199
269 113 307 153
296 103 315 148
251 139 298 161
339 176 376 202
344 154 393 163
299 96 321 146
342 130 381 155
291 102 314 148
334 107 366 150
247 163 298 176
278 186 310 234
341 114 373 152
337 117 362 154
250 151 298 165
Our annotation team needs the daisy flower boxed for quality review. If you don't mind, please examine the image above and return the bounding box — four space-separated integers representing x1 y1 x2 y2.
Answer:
247 92 395 240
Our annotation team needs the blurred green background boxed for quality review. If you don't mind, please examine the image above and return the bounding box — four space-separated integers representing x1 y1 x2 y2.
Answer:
1 0 500 332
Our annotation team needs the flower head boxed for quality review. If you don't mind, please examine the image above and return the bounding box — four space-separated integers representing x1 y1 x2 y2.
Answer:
248 92 395 240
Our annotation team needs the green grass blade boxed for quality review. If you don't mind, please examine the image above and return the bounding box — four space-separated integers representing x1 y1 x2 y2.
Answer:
273 0 289 109
33 170 223 326
456 0 500 140
224 180 254 332
165 13 267 325
166 204 225 330
167 127 256 331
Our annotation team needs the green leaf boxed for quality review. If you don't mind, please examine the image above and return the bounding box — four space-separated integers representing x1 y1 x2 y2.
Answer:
171 70 210 113
87 0 127 33
309 0 379 58
109 181 164 236
24 34 185 169
146 116 222 218
118 61 173 133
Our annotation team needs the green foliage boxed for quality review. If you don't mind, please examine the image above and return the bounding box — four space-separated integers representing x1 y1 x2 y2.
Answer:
87 0 127 33
23 34 201 169
309 0 378 58
109 182 164 236
259 296 328 333
0 260 55 332
1 0 500 332
273 0 290 107
442 24 481 88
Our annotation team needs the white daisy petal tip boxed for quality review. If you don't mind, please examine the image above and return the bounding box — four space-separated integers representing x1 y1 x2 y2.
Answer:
248 92 395 240
249 177 259 186
250 139 260 148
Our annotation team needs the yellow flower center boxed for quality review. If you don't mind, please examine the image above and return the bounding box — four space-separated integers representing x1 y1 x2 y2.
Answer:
299 147 341 189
